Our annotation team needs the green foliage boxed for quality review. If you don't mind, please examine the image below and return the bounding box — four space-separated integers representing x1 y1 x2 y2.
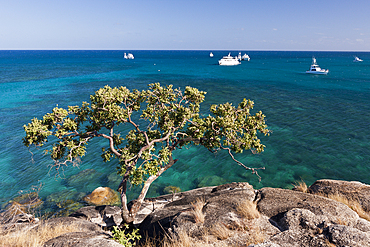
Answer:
23 83 269 211
112 224 141 246
163 185 181 194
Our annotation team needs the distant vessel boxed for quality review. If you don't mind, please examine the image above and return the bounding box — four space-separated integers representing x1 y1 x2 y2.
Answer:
124 53 134 59
218 53 241 66
306 57 328 75
238 52 242 61
353 56 363 62
241 53 250 61
237 52 250 61
210 52 214 57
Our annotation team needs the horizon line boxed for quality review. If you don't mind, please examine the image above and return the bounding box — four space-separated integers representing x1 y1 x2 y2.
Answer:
1 48 370 52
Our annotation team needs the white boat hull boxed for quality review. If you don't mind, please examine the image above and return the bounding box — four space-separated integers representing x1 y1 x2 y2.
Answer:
306 70 328 75
219 60 241 66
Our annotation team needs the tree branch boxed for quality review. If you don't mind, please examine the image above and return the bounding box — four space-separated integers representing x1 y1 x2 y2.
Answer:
220 146 265 181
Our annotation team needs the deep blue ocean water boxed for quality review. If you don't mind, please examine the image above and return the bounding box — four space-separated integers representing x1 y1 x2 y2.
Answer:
1 50 370 214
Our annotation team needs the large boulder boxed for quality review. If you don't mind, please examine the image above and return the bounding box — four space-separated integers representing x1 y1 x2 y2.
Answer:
139 182 274 243
256 187 359 227
251 187 370 247
83 187 120 206
308 179 370 211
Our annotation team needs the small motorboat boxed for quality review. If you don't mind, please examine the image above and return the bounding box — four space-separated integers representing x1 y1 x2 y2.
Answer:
218 53 241 66
353 56 363 62
124 53 134 59
306 57 328 75
210 52 214 57
242 53 250 61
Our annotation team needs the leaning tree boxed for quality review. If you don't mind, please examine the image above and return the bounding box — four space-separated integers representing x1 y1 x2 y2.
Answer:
23 83 269 223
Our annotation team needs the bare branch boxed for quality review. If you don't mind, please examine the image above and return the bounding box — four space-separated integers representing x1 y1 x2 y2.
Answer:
220 146 265 181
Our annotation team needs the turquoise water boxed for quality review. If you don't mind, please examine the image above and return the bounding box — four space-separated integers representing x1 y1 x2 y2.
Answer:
1 50 370 214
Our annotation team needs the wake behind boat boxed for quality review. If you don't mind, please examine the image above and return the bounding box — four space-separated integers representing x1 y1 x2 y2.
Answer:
218 53 241 66
306 57 328 75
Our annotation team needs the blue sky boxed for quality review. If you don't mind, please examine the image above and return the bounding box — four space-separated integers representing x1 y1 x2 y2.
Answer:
1 0 370 51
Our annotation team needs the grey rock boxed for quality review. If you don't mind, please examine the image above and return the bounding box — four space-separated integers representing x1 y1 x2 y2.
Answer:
7 179 370 247
256 187 359 227
140 182 256 239
309 179 370 211
43 231 122 247
69 205 123 229
267 229 329 247
262 209 332 247
139 182 370 247
127 185 219 225
249 243 281 247
354 217 370 232
328 224 370 247
278 208 327 231
38 217 102 232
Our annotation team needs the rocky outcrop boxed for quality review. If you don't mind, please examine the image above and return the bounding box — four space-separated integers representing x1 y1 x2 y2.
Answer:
128 184 218 225
3 179 370 246
139 182 258 239
138 181 370 247
309 179 370 211
256 187 359 227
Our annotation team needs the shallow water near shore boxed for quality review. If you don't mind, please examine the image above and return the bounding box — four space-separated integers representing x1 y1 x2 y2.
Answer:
1 50 370 215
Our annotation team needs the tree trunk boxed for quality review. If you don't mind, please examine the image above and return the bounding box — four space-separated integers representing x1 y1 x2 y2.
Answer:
118 177 134 224
120 158 178 224
127 175 158 220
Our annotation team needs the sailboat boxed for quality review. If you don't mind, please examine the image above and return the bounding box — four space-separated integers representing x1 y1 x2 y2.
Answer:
210 52 214 57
